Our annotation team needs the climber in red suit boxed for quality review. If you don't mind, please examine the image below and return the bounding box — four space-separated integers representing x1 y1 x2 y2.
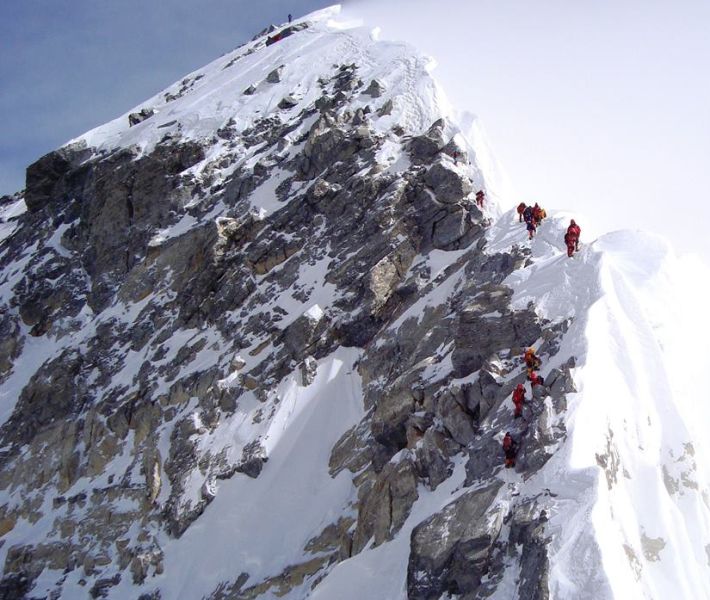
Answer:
565 219 581 257
517 202 527 222
503 432 518 468
512 383 526 418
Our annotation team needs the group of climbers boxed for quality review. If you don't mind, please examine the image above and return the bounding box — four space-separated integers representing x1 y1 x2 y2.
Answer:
516 202 547 240
498 214 585 466
517 201 583 258
502 346 545 467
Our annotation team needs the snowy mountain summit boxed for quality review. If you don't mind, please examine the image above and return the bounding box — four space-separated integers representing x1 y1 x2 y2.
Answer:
1 5 709 599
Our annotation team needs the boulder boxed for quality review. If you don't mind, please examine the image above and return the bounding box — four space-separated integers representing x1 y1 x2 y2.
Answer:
266 65 285 83
278 95 299 110
424 159 472 204
407 481 504 599
363 79 385 98
377 99 394 117
128 108 155 127
409 119 446 161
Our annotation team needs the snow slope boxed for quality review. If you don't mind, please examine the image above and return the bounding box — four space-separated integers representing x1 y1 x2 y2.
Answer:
3 4 709 599
495 212 710 598
287 210 710 599
70 5 498 211
75 7 710 595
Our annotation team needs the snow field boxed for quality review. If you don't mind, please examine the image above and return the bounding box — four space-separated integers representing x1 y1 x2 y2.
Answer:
144 347 365 600
494 211 710 598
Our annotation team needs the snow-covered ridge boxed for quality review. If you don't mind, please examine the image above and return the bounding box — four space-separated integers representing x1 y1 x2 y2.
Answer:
76 6 444 159
69 4 510 216
1 2 709 598
488 212 710 598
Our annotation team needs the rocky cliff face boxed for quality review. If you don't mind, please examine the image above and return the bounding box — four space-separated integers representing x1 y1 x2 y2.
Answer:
3 7 693 600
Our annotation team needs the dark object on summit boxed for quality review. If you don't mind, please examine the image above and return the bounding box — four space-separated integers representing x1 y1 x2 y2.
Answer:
266 22 308 46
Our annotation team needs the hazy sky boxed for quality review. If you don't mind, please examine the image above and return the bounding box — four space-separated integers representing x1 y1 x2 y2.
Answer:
344 0 710 264
3 0 710 264
0 0 324 195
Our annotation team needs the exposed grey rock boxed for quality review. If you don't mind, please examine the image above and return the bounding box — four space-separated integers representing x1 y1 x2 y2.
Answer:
545 363 577 412
517 398 563 473
464 433 506 485
0 20 582 598
0 573 31 600
367 240 416 313
299 356 318 386
128 108 155 127
278 95 299 110
508 500 551 600
377 98 393 117
463 370 501 425
408 118 446 161
371 387 417 453
329 419 374 477
424 158 472 204
279 309 328 361
265 22 309 46
407 481 505 599
90 574 121 598
413 428 455 490
351 107 368 126
431 205 479 250
0 313 22 376
452 301 542 378
0 349 86 452
442 137 469 164
235 440 268 478
363 78 385 98
243 84 257 95
352 458 419 554
24 141 91 212
437 388 477 446
266 65 285 83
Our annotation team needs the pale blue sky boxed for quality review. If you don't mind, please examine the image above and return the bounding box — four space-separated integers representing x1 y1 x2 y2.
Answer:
0 0 324 195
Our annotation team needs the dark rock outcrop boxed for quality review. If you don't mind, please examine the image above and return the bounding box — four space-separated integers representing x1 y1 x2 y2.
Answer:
128 108 156 127
409 118 446 162
407 481 505 599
